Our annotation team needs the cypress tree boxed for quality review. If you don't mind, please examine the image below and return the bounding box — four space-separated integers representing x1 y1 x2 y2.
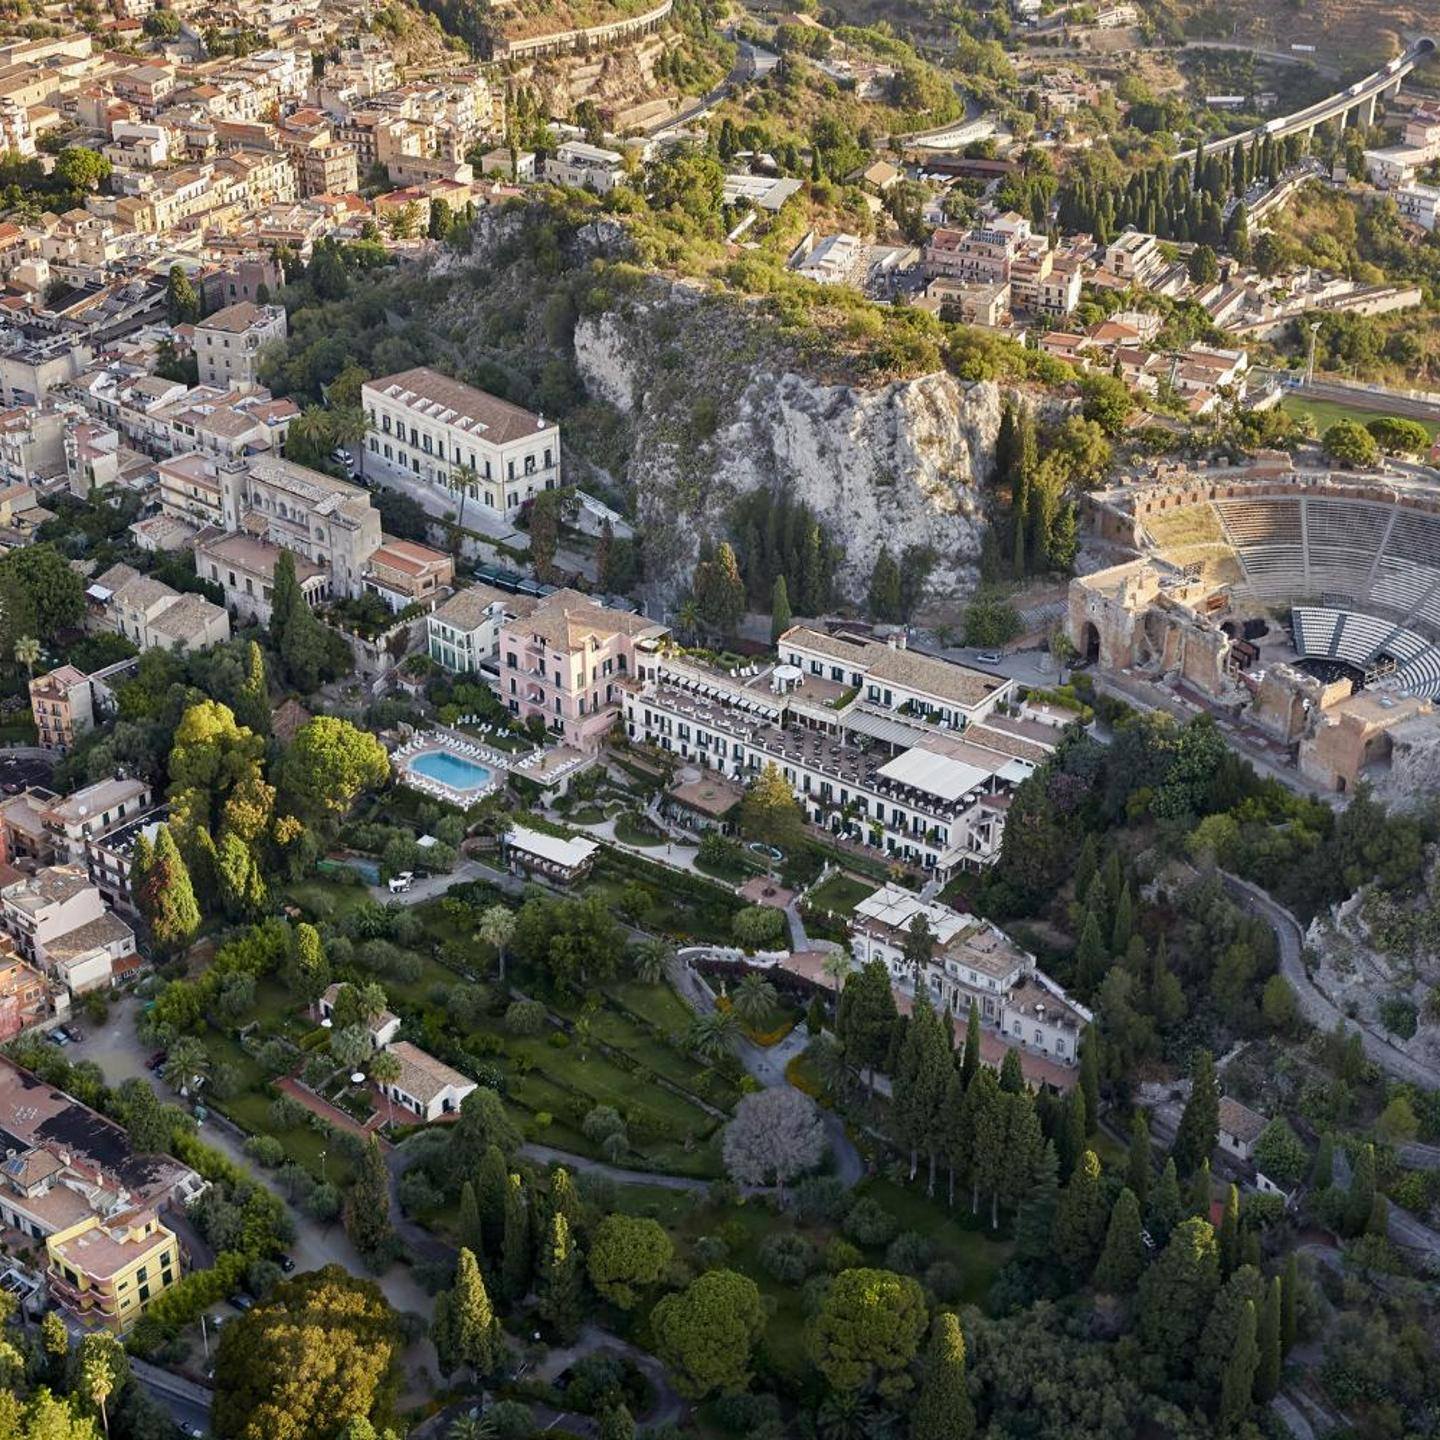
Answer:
1110 881 1134 954
1312 1131 1334 1190
1188 1160 1213 1219
137 823 201 956
1013 1138 1059 1262
1138 1217 1220 1375
447 1247 500 1377
1127 1110 1152 1212
1219 1300 1259 1431
1218 1184 1241 1277
1172 1049 1219 1176
501 1172 532 1302
1054 1148 1106 1277
1280 1253 1297 1353
1094 1185 1145 1294
1078 1028 1099 1135
476 1144 509 1262
457 1181 484 1260
1059 1082 1087 1180
960 1002 981 1090
1344 1143 1377 1237
911 1312 975 1440
867 546 903 622
1149 1157 1183 1248
235 639 270 734
770 574 793 641
547 1166 583 1235
998 1047 1025 1095
1255 1274 1282 1402
1073 833 1099 905
536 1212 583 1341
1073 908 1108 996
344 1136 395 1265
895 996 952 1191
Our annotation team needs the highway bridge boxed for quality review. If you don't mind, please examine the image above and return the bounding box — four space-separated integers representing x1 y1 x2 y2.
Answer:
1177 34 1436 161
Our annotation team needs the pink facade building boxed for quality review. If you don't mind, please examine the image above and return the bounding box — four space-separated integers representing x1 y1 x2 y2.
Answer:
498 589 666 752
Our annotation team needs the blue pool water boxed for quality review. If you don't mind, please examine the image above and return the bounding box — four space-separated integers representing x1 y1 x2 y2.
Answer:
410 750 494 791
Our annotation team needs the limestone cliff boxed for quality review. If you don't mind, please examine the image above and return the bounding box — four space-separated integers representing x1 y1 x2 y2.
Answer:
573 292 1001 606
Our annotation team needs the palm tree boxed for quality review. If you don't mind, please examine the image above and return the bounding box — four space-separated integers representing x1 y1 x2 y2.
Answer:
163 1036 208 1095
821 949 854 992
447 1412 498 1440
630 939 671 986
732 973 777 1027
476 905 516 984
685 1008 738 1064
13 635 38 678
816 1392 881 1440
79 1334 123 1437
676 597 701 646
369 1048 402 1129
356 982 389 1027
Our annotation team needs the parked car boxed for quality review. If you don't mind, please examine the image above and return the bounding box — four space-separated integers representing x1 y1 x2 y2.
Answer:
975 650 1003 665
146 1050 167 1071
66 1026 83 1043
387 871 413 894
46 1030 68 1046
230 1294 255 1312
277 1255 295 1273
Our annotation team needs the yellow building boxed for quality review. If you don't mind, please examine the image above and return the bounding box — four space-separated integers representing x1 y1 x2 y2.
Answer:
46 1208 180 1331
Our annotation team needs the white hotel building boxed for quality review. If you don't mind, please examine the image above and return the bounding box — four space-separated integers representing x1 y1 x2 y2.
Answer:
619 626 1056 880
361 367 561 521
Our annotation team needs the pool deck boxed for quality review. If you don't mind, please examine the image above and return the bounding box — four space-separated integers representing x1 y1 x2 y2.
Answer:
393 730 510 806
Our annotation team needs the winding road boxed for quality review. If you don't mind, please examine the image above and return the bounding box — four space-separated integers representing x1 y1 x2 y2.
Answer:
1220 872 1440 1092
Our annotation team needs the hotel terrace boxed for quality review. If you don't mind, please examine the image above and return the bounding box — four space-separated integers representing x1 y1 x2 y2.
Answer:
619 626 1058 880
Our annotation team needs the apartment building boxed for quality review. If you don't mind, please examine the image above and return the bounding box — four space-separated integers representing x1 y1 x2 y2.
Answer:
0 948 52 1040
426 582 531 673
1397 182 1440 232
42 777 154 865
29 666 94 753
88 563 231 653
923 214 1078 315
0 865 135 994
362 366 561 520
363 537 454 612
193 301 288 391
499 588 666 751
48 1209 180 1333
851 883 1091 1082
1104 230 1166 284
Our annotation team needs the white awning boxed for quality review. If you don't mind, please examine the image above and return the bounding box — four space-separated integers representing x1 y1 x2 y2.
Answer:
876 746 993 802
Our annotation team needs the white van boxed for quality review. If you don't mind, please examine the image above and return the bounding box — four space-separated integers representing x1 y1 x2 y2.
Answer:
387 871 414 894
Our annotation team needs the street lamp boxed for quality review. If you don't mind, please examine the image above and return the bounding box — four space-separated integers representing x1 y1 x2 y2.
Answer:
1306 320 1321 388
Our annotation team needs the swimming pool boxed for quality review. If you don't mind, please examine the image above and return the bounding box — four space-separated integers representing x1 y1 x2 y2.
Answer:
410 750 494 792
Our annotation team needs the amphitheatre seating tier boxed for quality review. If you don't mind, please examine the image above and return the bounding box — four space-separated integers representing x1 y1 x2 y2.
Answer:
1139 486 1440 636
1291 607 1440 698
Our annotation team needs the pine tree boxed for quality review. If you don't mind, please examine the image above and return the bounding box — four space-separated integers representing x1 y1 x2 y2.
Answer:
501 1172 532 1302
1013 1139 1059 1262
1345 1143 1377 1237
1255 1274 1282 1402
1219 1300 1259 1431
447 1247 500 1377
1054 1148 1106 1277
477 1144 509 1262
1172 1049 1219 1176
1127 1111 1152 1212
536 1212 583 1341
1078 1028 1099 1134
770 574 793 642
911 1312 975 1440
1218 1184 1241 1277
1149 1157 1183 1248
1280 1253 1298 1353
1094 1186 1145 1294
961 1002 981 1090
457 1181 484 1260
137 823 201 955
1138 1217 1220 1375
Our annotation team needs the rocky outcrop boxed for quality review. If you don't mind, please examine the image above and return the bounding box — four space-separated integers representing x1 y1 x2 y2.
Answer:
574 291 1003 605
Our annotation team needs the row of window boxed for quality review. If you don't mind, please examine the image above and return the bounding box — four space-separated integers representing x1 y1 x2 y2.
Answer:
371 411 553 480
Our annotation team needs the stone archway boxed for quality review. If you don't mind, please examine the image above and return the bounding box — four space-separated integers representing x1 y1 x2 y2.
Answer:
1081 621 1101 666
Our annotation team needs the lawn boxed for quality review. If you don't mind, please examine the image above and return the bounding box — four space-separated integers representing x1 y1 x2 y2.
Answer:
614 812 665 847
1281 393 1440 442
806 871 875 917
280 878 374 923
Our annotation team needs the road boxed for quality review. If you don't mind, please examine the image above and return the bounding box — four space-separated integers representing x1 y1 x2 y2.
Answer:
1220 873 1440 1091
1263 372 1440 424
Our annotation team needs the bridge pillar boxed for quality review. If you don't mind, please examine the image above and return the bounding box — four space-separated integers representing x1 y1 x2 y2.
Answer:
1366 94 1377 127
